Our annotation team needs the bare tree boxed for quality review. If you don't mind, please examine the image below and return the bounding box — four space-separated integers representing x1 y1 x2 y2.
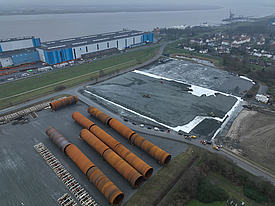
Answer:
99 69 104 77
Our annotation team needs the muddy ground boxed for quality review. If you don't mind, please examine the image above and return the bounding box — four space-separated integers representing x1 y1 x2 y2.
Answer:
222 105 275 173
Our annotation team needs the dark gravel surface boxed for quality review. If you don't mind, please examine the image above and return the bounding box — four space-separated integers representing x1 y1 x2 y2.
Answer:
0 101 188 205
80 59 253 138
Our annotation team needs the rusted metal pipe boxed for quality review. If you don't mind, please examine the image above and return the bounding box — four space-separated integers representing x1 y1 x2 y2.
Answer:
45 126 124 205
80 129 144 187
72 112 153 179
87 106 171 165
50 95 78 111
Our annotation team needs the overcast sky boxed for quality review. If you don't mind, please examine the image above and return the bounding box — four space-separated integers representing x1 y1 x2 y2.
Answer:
2 0 275 7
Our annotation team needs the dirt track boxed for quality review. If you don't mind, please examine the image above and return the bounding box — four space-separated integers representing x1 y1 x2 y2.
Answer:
223 106 275 173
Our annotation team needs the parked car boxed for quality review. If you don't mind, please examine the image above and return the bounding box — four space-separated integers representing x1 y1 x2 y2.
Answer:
139 124 144 128
154 127 160 131
147 126 152 129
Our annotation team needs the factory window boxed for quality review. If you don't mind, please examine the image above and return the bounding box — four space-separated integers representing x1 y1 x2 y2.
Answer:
117 41 118 48
133 37 135 44
97 44 99 50
125 39 127 47
86 46 88 52
107 42 109 48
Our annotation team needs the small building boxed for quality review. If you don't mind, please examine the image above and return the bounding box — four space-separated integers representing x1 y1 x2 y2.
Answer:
255 94 269 103
222 40 231 46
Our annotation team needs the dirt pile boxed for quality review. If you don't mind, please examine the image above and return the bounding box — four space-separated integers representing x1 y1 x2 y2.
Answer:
223 106 275 173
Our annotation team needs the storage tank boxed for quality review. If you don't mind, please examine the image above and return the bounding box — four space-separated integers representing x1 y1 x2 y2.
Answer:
80 129 143 187
87 106 171 165
50 95 78 111
45 126 124 206
72 112 153 179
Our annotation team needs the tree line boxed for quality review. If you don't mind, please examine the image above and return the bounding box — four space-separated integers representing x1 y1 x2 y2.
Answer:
160 151 275 205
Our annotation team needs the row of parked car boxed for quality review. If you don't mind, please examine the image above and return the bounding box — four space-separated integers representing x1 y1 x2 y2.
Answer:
123 118 172 133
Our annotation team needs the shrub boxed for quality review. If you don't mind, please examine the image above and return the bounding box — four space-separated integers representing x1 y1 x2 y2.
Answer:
54 85 66 91
243 186 268 203
196 178 228 203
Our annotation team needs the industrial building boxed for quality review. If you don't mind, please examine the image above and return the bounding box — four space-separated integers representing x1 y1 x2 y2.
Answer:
0 29 153 67
0 36 41 67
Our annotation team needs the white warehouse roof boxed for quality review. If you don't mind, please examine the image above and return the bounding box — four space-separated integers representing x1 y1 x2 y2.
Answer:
40 30 150 52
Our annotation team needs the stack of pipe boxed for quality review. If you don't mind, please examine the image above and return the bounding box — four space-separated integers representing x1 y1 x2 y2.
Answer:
87 106 171 165
80 129 143 187
45 126 124 206
50 95 78 111
72 112 153 179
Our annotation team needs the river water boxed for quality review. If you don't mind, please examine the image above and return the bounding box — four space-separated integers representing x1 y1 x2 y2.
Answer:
0 3 274 41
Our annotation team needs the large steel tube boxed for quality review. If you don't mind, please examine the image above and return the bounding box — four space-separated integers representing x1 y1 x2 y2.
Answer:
46 126 124 206
72 112 153 179
87 106 112 125
50 95 78 111
87 106 171 165
87 167 124 205
89 126 153 179
72 111 95 130
45 126 71 153
80 129 144 187
131 133 171 165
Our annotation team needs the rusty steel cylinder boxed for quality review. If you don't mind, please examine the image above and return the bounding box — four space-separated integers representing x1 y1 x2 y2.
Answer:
87 106 171 165
80 129 144 187
87 167 124 206
50 95 78 110
108 119 135 140
45 126 124 205
45 126 71 153
72 112 153 179
87 106 112 125
72 111 95 130
89 125 153 179
130 133 171 165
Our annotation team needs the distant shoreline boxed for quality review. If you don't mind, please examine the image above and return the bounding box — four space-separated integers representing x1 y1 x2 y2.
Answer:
0 6 222 16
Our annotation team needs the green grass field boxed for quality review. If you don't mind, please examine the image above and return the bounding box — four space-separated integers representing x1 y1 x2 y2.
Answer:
186 199 225 206
0 45 160 110
185 171 262 206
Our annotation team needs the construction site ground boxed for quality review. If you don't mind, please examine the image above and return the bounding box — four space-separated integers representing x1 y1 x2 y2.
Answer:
0 100 188 206
221 105 275 174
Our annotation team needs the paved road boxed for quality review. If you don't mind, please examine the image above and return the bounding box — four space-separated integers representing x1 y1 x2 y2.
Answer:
0 43 166 115
1 42 275 186
258 82 268 95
